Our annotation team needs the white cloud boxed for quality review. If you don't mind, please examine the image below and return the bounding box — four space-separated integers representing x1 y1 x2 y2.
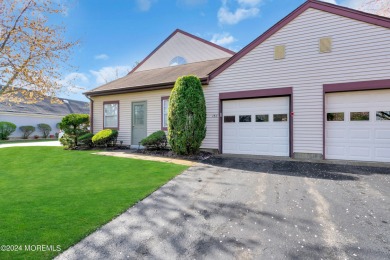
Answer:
60 72 89 94
320 0 338 4
210 32 237 46
238 0 262 6
218 6 259 24
94 54 109 60
136 0 155 11
218 0 262 25
90 66 131 85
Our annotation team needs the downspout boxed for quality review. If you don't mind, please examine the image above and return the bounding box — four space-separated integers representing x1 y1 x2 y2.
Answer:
86 96 94 133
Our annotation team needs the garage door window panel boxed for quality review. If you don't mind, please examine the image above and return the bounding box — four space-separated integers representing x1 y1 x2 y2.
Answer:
239 115 251 122
273 114 288 122
376 111 390 121
256 115 269 122
224 116 235 123
327 112 344 121
350 112 369 121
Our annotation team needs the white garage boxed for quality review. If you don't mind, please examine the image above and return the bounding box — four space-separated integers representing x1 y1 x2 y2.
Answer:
325 89 390 162
222 96 290 156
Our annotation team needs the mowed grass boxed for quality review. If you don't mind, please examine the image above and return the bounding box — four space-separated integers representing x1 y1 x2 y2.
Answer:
0 147 188 260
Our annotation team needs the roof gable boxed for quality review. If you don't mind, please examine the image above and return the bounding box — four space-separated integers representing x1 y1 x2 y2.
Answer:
209 0 390 80
131 29 234 73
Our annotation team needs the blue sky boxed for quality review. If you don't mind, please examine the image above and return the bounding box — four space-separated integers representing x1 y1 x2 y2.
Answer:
57 0 377 101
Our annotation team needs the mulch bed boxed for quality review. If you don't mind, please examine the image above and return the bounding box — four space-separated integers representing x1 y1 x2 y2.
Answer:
73 145 213 162
135 149 213 162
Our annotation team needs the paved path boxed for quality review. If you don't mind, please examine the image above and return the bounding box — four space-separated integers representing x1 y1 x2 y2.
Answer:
93 151 197 166
56 158 389 260
0 141 61 148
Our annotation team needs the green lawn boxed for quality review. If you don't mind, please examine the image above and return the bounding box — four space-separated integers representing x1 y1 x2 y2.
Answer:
0 147 188 260
0 139 56 144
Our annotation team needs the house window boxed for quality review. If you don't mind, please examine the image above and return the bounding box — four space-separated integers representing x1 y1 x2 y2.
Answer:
161 97 169 130
104 101 119 129
169 56 187 66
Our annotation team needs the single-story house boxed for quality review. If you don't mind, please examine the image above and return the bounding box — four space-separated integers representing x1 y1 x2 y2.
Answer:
85 0 390 163
0 96 89 138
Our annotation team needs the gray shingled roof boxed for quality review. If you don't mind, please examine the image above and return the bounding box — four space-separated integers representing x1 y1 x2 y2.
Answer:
85 58 230 96
0 96 90 116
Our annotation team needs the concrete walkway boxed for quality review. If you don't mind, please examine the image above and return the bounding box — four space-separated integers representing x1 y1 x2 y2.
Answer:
0 141 61 148
93 151 197 166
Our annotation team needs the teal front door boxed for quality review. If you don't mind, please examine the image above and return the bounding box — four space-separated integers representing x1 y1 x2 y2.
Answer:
132 101 147 145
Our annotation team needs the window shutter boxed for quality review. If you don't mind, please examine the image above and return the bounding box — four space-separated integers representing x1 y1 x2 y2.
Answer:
320 37 332 53
274 45 285 60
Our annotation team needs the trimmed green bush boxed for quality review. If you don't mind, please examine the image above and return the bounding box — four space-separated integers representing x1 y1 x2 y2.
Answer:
92 129 118 146
78 133 94 147
59 114 89 146
0 122 17 140
37 123 52 138
19 126 35 139
168 75 206 155
140 130 167 150
59 134 75 150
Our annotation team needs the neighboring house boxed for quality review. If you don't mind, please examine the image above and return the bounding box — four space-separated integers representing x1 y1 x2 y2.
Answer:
85 0 390 163
0 96 89 138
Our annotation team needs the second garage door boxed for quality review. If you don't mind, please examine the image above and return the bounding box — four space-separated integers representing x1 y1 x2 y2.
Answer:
222 97 290 156
325 89 390 162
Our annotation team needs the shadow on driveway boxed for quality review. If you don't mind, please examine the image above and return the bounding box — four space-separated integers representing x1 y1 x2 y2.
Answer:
202 156 390 181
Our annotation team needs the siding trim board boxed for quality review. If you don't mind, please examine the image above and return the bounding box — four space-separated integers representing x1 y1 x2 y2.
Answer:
218 87 293 157
323 79 390 93
209 0 390 80
90 99 94 133
322 79 390 159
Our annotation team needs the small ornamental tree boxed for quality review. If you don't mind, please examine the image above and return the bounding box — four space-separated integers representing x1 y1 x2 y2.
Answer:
168 75 206 155
0 121 16 140
19 126 35 139
37 123 52 138
59 114 89 146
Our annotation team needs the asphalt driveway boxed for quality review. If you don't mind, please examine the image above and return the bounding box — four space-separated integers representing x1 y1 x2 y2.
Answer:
57 157 390 260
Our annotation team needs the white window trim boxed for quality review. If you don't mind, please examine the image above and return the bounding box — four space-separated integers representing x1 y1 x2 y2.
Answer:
103 102 119 129
162 99 169 128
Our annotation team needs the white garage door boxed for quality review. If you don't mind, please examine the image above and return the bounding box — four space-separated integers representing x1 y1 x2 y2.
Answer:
325 89 390 162
222 97 289 156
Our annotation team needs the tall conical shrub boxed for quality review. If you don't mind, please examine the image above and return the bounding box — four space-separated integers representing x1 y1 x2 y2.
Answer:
168 75 206 155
